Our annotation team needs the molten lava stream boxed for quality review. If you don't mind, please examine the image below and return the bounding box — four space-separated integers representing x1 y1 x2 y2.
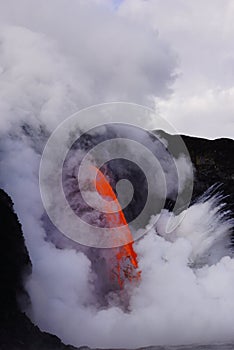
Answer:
94 166 141 288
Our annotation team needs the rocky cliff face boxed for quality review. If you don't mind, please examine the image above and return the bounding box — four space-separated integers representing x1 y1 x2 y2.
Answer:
0 189 77 350
0 135 233 350
182 135 234 208
157 132 234 208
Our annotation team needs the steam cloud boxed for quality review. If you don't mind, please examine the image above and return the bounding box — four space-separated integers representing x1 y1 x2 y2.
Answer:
0 1 234 349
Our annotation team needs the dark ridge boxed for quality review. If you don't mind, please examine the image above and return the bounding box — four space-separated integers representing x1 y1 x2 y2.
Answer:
181 135 234 207
0 189 78 350
155 131 234 209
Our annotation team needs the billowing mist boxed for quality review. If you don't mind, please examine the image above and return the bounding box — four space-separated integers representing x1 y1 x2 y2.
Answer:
1 1 234 349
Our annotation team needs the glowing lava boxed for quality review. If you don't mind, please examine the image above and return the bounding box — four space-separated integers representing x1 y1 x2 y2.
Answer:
94 166 141 288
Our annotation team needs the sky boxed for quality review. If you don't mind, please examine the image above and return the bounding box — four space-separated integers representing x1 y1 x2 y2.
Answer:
118 0 234 138
0 0 233 138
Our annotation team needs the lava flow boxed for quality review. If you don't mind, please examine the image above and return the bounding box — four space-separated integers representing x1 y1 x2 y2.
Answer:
93 166 141 288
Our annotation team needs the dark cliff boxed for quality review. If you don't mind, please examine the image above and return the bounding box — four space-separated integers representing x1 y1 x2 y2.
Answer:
157 131 234 208
182 135 234 207
0 189 77 350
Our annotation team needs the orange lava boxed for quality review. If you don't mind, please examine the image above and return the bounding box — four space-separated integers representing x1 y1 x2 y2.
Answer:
94 166 141 288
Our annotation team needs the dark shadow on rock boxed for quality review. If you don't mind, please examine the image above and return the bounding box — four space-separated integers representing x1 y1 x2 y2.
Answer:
0 189 79 350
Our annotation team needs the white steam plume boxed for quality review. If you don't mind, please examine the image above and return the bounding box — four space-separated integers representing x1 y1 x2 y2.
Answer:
0 1 234 349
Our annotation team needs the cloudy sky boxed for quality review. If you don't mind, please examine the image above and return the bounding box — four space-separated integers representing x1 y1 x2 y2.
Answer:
118 0 234 138
0 0 233 138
